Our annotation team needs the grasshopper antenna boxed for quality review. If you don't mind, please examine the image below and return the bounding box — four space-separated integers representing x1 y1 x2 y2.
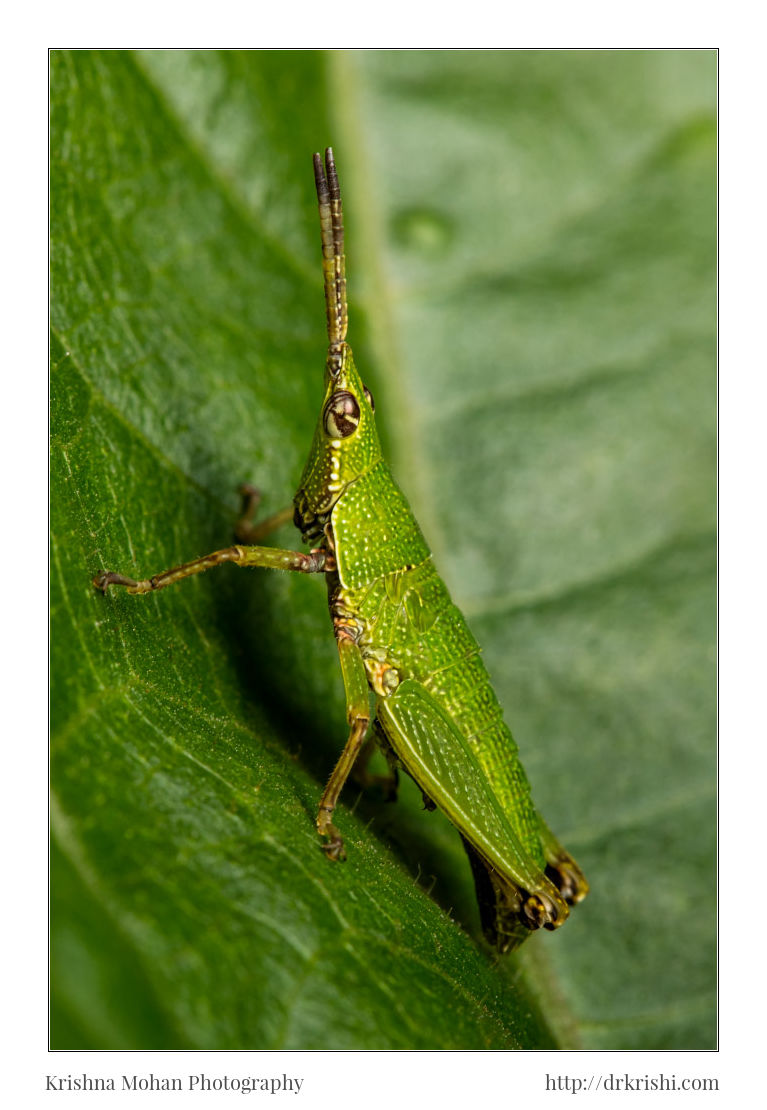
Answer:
313 147 347 373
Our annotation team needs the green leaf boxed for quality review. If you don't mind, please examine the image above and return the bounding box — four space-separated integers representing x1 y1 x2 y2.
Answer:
51 50 715 1050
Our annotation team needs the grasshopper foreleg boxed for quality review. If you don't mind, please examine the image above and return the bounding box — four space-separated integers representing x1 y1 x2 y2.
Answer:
317 636 371 860
234 484 295 544
94 544 330 595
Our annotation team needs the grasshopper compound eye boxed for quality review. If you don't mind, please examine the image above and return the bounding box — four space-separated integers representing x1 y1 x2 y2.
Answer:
324 390 360 437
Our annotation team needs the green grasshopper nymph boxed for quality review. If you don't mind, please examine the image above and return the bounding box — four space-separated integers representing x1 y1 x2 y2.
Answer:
94 148 588 952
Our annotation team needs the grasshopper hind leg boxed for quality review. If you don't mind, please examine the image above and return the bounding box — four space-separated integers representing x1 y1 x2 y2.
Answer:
461 836 571 952
462 838 530 952
539 819 589 906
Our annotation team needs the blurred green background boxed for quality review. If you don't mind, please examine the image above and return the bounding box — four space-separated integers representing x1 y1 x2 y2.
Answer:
50 50 716 1050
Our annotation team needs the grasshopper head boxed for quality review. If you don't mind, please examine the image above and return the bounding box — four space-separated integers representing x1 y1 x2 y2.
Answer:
293 148 382 538
294 342 381 534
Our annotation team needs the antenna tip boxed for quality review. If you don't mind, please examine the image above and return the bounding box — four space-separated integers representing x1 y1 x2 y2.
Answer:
313 151 328 199
324 148 340 198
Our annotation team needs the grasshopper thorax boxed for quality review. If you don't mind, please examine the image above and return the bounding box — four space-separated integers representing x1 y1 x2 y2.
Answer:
293 342 381 537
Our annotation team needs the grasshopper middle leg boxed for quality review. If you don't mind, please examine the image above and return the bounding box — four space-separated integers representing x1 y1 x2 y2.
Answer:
351 723 399 802
317 636 371 860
